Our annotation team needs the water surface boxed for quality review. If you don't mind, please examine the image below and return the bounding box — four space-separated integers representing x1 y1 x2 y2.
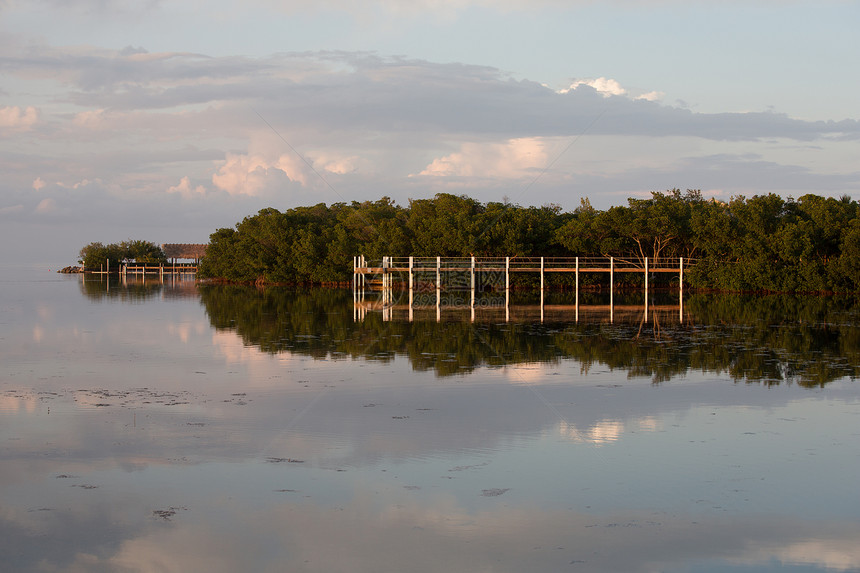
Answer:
2 271 859 572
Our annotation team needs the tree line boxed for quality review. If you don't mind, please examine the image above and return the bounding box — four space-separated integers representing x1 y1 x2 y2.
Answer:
78 239 167 269
196 190 860 292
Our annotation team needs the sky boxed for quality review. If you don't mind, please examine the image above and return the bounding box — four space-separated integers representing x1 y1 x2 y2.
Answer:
1 0 859 266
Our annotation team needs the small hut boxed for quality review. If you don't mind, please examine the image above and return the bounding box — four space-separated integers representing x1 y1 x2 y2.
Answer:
161 244 208 265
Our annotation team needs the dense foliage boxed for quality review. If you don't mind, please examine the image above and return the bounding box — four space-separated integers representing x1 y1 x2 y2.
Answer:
78 239 167 269
198 191 860 292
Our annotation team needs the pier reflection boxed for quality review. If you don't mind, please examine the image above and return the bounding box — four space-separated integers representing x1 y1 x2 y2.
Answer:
78 272 199 301
353 286 684 324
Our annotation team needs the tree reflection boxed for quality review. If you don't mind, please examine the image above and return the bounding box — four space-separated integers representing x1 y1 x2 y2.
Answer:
79 276 199 301
198 285 860 387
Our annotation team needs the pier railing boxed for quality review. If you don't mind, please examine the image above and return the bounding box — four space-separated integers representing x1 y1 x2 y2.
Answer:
354 255 695 291
88 263 198 276
361 256 689 273
352 256 694 323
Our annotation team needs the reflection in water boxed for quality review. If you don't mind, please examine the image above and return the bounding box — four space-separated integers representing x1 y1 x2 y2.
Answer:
3 272 860 573
199 285 860 386
79 273 200 301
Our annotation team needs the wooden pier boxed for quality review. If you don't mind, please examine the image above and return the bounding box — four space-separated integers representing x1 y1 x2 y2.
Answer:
353 256 692 323
354 256 692 292
89 263 198 278
121 263 198 277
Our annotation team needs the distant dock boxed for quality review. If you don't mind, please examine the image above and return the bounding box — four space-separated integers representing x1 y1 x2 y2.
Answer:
88 263 198 277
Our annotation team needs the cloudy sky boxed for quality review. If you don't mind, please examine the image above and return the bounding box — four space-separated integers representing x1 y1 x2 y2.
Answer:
1 0 859 266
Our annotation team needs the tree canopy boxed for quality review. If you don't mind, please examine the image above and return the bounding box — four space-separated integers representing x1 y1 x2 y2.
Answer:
78 240 167 269
197 191 860 292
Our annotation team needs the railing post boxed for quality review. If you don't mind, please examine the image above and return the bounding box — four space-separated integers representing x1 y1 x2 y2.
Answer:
505 257 510 291
436 256 441 289
409 256 414 291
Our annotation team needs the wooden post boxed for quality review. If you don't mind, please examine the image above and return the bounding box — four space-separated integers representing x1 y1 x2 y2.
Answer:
436 256 441 289
470 256 475 309
645 257 648 323
470 256 475 294
540 256 544 291
540 287 544 323
575 256 579 322
644 257 648 292
409 256 414 291
644 257 649 323
610 257 614 323
680 257 684 323
505 257 510 291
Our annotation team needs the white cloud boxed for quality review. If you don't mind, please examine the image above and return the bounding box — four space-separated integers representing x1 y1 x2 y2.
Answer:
741 539 860 572
635 90 664 102
0 105 38 133
310 152 362 175
73 108 109 129
34 197 56 213
32 177 46 190
167 176 206 198
57 178 92 190
559 78 665 103
416 137 548 178
563 77 627 97
211 152 308 196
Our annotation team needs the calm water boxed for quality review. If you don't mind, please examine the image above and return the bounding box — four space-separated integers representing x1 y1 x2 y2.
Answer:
2 270 860 572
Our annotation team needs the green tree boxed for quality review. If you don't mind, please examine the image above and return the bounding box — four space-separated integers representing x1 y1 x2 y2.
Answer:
121 240 167 264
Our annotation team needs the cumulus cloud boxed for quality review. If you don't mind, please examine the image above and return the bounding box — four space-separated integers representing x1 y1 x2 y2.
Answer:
417 137 548 178
34 197 56 213
0 105 38 133
561 77 628 97
57 178 92 190
167 176 206 198
635 90 664 102
309 152 362 175
560 77 666 103
211 152 308 196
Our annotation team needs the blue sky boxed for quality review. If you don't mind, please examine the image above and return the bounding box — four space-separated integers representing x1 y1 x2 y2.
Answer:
1 0 859 266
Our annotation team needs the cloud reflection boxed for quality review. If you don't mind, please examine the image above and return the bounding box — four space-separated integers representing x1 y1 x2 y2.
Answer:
8 494 860 573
